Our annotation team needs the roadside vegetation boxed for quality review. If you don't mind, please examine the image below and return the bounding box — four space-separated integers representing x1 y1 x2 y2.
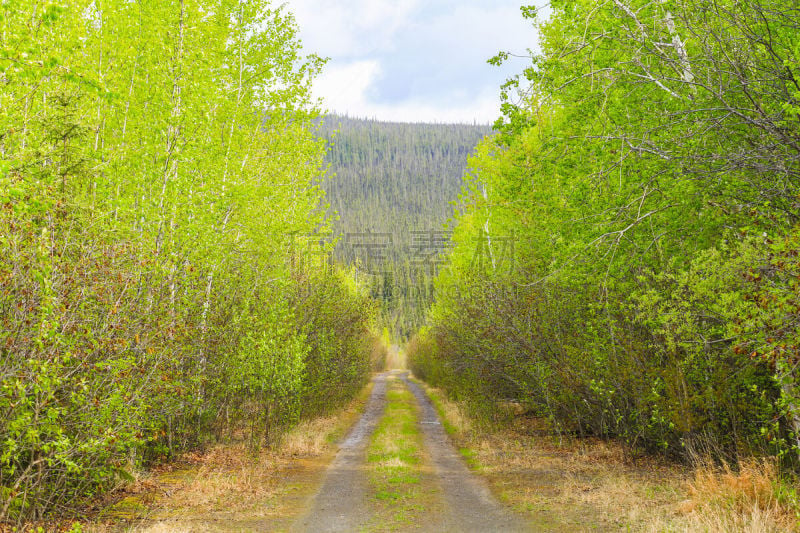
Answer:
421 382 800 532
408 0 800 507
0 0 384 524
89 382 375 532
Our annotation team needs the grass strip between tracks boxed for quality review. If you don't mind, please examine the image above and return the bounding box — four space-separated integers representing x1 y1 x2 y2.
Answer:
364 376 432 530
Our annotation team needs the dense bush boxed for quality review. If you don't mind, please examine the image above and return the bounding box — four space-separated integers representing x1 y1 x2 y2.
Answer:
292 268 385 418
410 0 800 462
0 0 381 522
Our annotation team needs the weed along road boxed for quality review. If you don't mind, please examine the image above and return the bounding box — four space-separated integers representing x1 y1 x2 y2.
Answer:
294 371 530 532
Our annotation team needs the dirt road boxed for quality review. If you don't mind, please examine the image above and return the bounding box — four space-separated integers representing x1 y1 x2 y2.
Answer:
292 373 389 532
402 375 528 532
294 371 529 532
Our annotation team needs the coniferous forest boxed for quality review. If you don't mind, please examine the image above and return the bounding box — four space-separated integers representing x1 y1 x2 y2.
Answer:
318 116 491 339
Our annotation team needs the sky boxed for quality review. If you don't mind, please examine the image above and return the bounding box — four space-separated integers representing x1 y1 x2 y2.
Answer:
282 0 542 124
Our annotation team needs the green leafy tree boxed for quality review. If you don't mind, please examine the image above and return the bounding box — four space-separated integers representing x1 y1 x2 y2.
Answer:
411 0 800 462
0 0 382 522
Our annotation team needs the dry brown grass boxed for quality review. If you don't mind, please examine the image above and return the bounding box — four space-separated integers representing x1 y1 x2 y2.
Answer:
86 442 295 533
422 383 800 532
155 444 280 513
439 396 472 435
134 525 191 533
684 458 779 513
280 415 340 457
655 458 800 533
675 505 794 533
469 426 685 530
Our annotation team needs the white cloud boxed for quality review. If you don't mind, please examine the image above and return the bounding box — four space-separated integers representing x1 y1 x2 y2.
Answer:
283 0 542 123
314 62 499 123
287 0 420 57
313 60 383 112
364 95 500 124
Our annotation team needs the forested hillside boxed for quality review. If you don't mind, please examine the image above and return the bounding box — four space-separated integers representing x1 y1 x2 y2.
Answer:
409 0 800 464
0 1 384 522
317 117 491 338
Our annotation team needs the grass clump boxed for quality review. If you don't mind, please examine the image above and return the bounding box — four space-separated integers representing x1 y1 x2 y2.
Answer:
665 458 800 533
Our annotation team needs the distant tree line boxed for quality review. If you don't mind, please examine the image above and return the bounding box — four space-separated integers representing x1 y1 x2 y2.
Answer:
317 116 492 339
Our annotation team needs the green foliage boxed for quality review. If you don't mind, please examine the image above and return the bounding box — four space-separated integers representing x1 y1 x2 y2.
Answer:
292 267 382 416
410 0 800 463
0 0 380 522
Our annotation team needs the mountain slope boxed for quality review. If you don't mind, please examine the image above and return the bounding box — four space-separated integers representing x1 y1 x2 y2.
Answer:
317 116 492 338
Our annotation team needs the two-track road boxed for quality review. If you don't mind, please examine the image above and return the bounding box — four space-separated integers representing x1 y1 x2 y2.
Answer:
293 371 530 532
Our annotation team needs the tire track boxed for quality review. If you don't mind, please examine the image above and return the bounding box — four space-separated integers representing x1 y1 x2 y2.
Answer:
295 371 529 532
401 374 530 532
292 372 389 532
